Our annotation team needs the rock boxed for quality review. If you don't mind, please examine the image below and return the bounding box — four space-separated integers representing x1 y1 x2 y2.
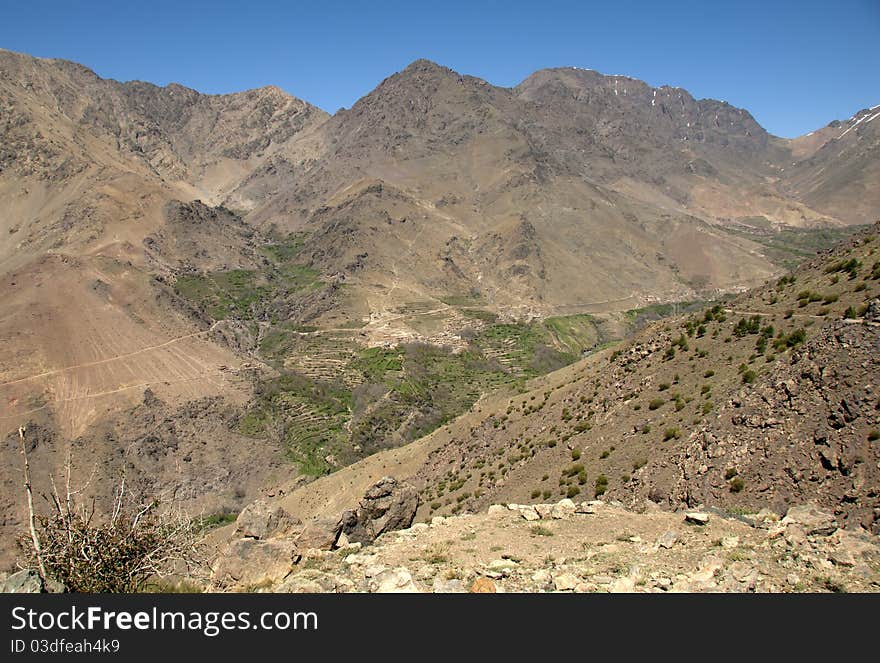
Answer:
829 550 856 567
277 570 351 593
754 508 780 523
431 516 446 526
364 564 388 578
721 536 740 549
234 500 301 540
517 505 541 521
690 557 723 583
370 567 420 593
657 530 679 549
415 565 436 581
486 559 517 577
470 577 496 593
784 524 807 547
296 515 342 550
685 511 710 525
550 499 576 519
610 577 636 593
553 572 580 591
728 561 757 584
433 577 466 593
531 569 552 587
335 531 350 549
212 538 299 588
782 503 837 536
535 504 554 519
340 477 419 545
1 570 43 593
575 502 597 514
487 505 506 518
344 552 376 567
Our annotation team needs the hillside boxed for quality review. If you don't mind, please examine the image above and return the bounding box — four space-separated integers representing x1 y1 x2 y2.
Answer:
265 224 880 540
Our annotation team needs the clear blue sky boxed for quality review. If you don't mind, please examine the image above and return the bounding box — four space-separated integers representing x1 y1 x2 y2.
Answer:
2 0 878 137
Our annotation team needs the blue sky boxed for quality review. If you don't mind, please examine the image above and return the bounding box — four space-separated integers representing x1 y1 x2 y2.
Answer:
1 0 878 138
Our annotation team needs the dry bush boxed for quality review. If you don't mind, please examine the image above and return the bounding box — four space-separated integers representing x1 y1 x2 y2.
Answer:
17 427 204 593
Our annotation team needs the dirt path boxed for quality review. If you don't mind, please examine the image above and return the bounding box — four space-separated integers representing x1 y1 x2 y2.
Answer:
724 307 828 320
0 321 222 387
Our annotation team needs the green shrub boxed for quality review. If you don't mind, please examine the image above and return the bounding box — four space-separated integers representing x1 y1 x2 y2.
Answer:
663 427 681 441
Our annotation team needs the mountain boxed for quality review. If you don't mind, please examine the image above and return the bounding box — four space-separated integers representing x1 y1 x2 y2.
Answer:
785 105 880 225
1 50 878 569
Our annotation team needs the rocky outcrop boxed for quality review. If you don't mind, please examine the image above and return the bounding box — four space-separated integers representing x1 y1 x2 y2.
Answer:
339 477 420 545
234 500 301 540
211 477 419 590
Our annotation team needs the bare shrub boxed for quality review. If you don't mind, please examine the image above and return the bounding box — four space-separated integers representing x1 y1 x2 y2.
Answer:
17 427 204 593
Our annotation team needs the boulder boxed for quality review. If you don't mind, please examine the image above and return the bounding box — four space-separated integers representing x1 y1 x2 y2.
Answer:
339 477 419 545
515 505 541 521
685 511 710 525
234 500 301 540
212 538 299 588
782 503 838 536
296 515 343 551
550 499 576 519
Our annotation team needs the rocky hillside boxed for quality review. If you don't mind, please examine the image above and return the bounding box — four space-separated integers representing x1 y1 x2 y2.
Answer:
203 480 879 593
